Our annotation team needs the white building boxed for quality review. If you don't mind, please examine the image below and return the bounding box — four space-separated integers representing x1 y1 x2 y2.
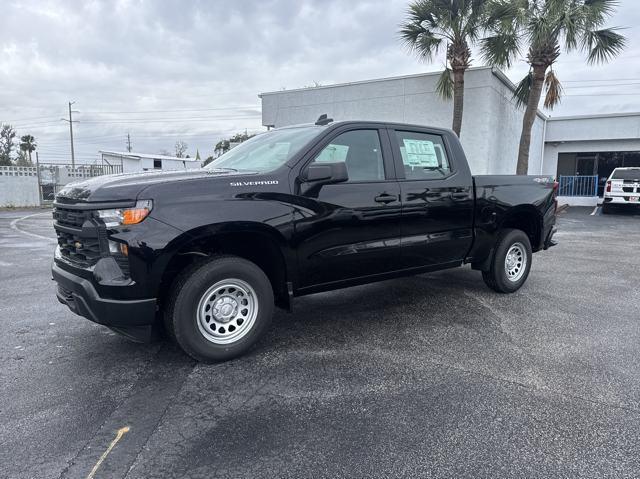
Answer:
259 67 640 205
99 151 202 173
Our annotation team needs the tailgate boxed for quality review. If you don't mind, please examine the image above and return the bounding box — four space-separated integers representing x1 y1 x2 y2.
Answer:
608 179 640 197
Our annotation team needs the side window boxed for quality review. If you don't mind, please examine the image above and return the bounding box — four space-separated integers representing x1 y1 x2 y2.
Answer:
394 131 452 180
312 129 385 182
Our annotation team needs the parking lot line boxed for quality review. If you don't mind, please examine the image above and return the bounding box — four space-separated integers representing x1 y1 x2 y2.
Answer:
9 212 57 243
590 206 600 216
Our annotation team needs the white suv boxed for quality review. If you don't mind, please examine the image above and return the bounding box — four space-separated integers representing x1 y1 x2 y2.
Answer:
602 167 640 214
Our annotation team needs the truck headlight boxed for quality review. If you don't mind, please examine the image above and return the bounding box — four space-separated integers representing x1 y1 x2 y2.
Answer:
97 200 153 227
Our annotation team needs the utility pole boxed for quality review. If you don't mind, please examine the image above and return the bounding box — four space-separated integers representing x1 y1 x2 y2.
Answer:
61 101 79 169
126 132 132 152
35 151 42 206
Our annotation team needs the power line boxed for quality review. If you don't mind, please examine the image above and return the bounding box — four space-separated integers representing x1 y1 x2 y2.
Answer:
80 105 261 114
77 114 261 124
562 78 640 83
563 92 640 97
3 104 261 124
563 82 640 89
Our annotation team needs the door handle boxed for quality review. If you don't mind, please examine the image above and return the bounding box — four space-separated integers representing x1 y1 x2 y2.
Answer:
375 193 397 204
450 192 469 200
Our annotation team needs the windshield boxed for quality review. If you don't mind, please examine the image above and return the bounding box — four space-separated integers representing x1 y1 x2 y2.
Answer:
205 126 323 173
612 168 640 180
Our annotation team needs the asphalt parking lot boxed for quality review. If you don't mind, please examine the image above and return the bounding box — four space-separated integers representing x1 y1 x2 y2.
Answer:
1 206 639 479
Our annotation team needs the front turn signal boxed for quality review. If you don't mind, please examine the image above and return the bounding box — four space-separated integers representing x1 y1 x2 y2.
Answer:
97 200 153 227
122 201 152 225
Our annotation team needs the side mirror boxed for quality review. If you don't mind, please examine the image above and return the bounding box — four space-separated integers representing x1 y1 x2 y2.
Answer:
303 161 349 184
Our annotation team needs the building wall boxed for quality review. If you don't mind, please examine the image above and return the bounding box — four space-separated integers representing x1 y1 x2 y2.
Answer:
102 154 200 173
0 167 40 207
541 114 640 178
542 139 640 178
260 67 545 175
546 113 640 143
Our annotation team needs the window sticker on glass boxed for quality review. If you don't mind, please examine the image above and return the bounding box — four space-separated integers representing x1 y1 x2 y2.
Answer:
402 139 439 168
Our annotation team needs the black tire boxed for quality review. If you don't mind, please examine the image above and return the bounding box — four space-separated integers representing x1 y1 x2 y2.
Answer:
165 255 274 362
482 229 532 294
601 204 611 215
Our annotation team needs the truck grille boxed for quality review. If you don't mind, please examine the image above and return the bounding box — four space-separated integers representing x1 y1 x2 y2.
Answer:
53 207 89 228
53 204 130 277
56 230 102 266
53 206 103 267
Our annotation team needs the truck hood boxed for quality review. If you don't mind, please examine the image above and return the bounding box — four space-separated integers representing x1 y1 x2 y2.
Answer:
56 169 252 203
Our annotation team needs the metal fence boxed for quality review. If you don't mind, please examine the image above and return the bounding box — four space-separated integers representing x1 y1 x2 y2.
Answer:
558 175 599 197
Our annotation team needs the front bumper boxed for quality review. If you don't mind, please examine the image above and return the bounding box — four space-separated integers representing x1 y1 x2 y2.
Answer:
52 262 157 342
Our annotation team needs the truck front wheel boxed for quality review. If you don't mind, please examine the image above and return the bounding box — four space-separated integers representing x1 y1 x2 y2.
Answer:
165 255 274 362
482 229 532 293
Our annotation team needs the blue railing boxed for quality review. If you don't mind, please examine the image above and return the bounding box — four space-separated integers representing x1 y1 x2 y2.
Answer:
558 175 598 197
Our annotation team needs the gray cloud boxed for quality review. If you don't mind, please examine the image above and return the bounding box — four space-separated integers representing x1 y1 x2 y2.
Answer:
1 0 638 163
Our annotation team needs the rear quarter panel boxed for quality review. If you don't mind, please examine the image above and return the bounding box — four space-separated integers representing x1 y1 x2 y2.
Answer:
469 175 556 264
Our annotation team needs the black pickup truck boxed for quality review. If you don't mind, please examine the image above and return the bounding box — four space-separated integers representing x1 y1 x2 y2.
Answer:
52 120 557 361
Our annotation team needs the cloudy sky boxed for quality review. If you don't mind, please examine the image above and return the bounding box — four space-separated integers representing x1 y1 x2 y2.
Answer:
2 0 639 164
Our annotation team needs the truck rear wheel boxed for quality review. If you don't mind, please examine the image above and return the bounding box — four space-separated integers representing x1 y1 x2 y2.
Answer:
165 255 274 362
482 229 532 293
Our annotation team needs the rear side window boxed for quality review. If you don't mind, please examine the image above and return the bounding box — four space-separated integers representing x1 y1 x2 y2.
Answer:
394 131 451 180
612 169 640 180
312 129 385 182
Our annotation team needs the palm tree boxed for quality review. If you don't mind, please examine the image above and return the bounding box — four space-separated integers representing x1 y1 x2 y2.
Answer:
482 0 625 174
19 134 37 165
399 0 489 137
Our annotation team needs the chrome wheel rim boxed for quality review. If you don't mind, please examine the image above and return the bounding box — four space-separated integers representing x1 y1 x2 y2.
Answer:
197 279 258 345
504 242 527 282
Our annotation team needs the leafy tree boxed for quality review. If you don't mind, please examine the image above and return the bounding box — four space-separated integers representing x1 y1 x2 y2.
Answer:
0 124 16 166
213 132 255 158
482 0 625 174
19 134 37 165
399 0 490 137
15 149 33 167
174 140 188 158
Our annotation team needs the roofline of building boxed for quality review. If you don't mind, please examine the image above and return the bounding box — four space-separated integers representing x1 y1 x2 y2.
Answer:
547 111 640 121
99 150 199 161
258 66 496 97
258 66 548 121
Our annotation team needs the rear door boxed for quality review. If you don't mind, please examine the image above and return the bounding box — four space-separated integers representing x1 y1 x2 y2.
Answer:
388 127 474 268
292 125 402 289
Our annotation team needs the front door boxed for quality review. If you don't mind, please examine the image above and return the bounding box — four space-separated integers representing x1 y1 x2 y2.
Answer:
293 127 402 289
388 128 474 268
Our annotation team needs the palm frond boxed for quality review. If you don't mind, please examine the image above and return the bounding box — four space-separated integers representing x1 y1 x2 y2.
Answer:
583 0 618 28
399 19 444 61
513 71 533 109
584 27 626 64
562 4 583 52
543 69 563 109
481 32 521 68
435 67 455 100
485 0 526 26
